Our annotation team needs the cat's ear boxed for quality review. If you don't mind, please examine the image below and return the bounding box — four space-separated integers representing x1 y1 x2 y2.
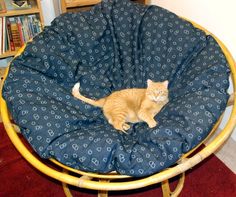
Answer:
147 79 153 87
163 80 169 88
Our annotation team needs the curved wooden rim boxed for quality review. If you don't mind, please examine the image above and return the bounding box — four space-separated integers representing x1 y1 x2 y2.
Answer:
1 18 236 191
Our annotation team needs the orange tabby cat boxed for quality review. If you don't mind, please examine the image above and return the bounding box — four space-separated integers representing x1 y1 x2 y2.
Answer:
72 80 169 132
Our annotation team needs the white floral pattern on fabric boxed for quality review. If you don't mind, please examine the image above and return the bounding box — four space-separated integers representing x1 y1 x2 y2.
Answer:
3 0 230 177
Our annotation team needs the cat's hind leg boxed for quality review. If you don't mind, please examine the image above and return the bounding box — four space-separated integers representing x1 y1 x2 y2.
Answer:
113 120 130 133
122 123 130 131
105 112 130 133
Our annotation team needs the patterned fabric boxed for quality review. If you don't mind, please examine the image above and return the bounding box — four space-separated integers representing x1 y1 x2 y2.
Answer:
3 0 230 177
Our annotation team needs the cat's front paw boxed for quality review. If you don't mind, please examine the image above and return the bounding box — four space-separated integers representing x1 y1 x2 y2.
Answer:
148 121 157 128
72 82 80 97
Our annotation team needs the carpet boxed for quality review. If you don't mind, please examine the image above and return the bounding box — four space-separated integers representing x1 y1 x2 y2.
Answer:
0 123 235 197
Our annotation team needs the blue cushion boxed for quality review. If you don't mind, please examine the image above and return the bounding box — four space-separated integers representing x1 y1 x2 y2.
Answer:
3 0 230 177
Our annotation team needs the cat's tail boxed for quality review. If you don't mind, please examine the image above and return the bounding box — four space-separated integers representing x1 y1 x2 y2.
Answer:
72 82 106 108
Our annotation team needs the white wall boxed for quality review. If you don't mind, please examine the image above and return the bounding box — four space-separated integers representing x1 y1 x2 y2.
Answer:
52 0 62 17
41 0 57 26
149 0 236 141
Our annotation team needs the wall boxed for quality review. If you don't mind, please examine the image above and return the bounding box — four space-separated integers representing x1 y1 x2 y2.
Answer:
40 0 57 26
149 0 236 141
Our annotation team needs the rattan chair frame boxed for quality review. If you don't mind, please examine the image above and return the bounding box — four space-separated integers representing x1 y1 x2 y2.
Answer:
0 18 235 197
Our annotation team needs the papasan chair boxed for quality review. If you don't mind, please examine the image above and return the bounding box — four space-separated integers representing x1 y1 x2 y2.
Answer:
1 0 236 196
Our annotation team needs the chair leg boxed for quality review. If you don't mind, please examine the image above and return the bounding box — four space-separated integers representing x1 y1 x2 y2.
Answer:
62 182 73 197
98 190 108 197
161 179 171 197
98 179 110 197
62 169 73 197
161 172 185 197
62 169 93 197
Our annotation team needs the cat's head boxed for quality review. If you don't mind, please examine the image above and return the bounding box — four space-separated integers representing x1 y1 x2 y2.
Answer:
146 79 169 102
